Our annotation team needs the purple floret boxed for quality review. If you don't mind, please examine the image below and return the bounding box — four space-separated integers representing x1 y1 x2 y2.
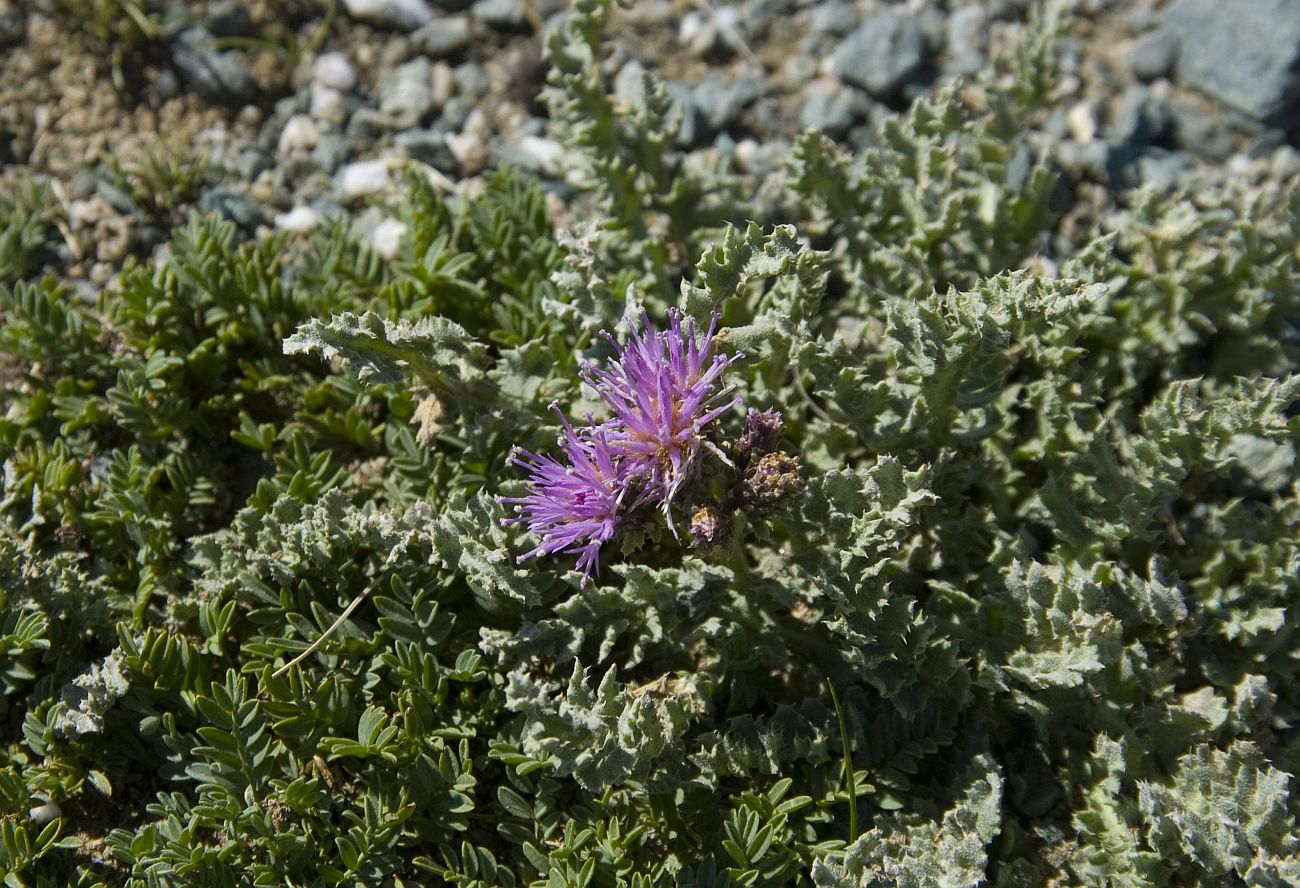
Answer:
502 309 743 581
581 309 742 530
499 406 627 586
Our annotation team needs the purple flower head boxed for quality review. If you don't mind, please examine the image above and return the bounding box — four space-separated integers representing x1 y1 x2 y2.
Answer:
499 404 627 586
581 309 742 531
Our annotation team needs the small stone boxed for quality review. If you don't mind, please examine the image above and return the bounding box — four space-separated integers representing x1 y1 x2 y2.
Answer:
1165 0 1300 128
1111 85 1173 147
205 0 251 37
832 11 927 99
946 4 986 55
394 128 457 171
343 0 435 30
1170 101 1236 159
68 197 131 263
447 130 487 174
516 135 565 176
411 16 473 57
337 160 392 198
310 85 348 124
692 76 763 132
381 57 436 128
275 206 321 233
153 68 179 100
808 2 856 36
313 52 357 92
439 95 475 131
453 61 489 99
1126 28 1178 81
278 114 320 154
431 61 455 107
679 11 714 56
313 133 351 174
370 218 408 260
799 80 863 136
235 146 272 180
471 0 525 29
170 30 255 102
198 187 265 230
1067 101 1097 144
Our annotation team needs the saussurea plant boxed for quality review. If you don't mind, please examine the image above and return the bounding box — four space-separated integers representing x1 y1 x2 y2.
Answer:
1 1 1299 886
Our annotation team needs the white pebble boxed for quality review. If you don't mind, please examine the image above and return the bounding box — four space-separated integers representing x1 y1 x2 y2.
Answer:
519 135 565 177
310 85 347 124
275 206 321 233
313 52 357 92
370 218 408 260
1066 101 1096 144
337 160 392 198
278 115 320 154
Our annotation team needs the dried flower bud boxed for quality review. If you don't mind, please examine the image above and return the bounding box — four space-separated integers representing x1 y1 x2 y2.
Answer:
742 451 802 509
688 505 726 548
737 408 784 458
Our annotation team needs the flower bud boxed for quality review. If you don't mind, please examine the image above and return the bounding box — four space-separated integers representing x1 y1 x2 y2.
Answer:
737 408 784 458
742 451 802 509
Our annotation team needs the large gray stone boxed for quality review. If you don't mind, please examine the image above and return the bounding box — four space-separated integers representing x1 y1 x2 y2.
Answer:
1165 0 1300 128
831 11 926 98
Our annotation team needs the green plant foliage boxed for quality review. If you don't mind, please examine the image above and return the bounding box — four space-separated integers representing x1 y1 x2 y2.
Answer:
2 2 1299 886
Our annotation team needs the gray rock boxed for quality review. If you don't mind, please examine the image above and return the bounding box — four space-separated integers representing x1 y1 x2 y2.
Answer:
235 146 272 180
205 0 251 37
198 188 265 230
395 128 458 171
1126 28 1178 81
1170 100 1236 159
1165 0 1300 128
439 95 475 131
381 57 436 128
343 0 435 30
832 11 927 98
153 68 180 100
691 76 763 132
472 0 525 29
453 61 490 99
945 4 987 73
312 134 351 174
808 2 857 37
170 30 254 102
411 15 473 57
1110 85 1173 147
798 83 864 136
